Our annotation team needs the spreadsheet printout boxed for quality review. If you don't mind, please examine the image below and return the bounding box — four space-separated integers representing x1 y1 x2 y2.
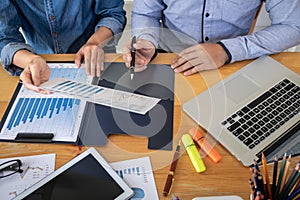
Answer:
40 78 161 115
0 63 90 142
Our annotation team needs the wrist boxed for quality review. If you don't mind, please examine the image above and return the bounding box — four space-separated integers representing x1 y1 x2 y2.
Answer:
13 50 40 69
216 42 232 65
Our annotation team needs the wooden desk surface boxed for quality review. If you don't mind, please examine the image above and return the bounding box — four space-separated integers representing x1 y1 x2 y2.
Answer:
0 53 299 199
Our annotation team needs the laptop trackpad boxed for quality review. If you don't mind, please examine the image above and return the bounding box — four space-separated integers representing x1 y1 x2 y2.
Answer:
222 74 260 104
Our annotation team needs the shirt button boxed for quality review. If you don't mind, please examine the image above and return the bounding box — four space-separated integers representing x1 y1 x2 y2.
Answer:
205 13 210 17
53 33 58 37
49 15 55 20
205 37 209 41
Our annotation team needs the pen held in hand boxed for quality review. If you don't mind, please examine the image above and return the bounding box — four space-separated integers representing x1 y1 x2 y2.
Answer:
130 36 136 80
163 141 181 196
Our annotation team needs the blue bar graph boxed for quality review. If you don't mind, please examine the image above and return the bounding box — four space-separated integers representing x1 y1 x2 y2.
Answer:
14 98 30 127
6 97 81 131
49 98 57 118
117 167 141 176
42 99 52 118
29 98 40 122
63 98 69 111
37 98 46 119
2 66 88 141
56 98 63 114
7 98 24 130
22 98 35 123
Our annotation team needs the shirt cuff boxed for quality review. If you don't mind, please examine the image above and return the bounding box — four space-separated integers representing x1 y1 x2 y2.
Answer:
1 43 35 76
217 41 232 64
219 38 248 63
96 17 125 46
135 33 159 49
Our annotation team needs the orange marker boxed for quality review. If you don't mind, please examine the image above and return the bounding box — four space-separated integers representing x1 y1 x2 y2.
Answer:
188 127 222 163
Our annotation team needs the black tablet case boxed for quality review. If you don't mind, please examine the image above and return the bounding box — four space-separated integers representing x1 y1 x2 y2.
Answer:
78 62 174 150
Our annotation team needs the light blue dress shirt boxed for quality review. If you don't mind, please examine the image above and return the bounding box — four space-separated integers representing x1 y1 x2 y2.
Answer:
0 0 126 75
132 0 300 63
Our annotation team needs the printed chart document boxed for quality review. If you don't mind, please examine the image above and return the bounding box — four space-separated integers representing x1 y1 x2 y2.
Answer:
110 157 159 200
0 63 90 142
40 78 161 115
0 154 55 200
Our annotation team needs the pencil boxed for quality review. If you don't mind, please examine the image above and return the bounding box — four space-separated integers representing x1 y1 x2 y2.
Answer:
253 159 260 173
257 174 266 198
271 155 278 196
281 154 292 189
251 167 260 192
274 153 287 197
287 185 300 200
249 178 256 200
279 162 300 199
255 191 262 200
290 177 300 195
262 153 272 199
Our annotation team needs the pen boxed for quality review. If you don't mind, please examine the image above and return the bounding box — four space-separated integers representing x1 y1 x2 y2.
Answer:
163 141 181 196
188 127 222 163
130 36 136 80
181 134 206 173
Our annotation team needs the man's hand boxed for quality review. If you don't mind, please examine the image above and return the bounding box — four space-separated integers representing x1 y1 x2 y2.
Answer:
75 43 104 77
19 56 51 94
123 38 156 72
171 43 229 75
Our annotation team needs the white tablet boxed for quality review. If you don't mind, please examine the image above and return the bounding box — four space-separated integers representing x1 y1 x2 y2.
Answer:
14 148 134 200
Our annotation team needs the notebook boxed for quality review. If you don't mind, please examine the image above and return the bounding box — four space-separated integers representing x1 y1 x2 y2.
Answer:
183 56 300 166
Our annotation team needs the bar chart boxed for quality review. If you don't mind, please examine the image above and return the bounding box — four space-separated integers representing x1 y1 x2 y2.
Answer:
110 157 159 200
0 63 89 142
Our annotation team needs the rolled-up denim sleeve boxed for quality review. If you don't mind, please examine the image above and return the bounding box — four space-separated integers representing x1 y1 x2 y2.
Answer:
94 0 126 46
0 1 35 76
220 0 300 63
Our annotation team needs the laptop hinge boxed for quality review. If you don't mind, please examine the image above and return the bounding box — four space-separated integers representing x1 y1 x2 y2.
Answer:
256 120 300 163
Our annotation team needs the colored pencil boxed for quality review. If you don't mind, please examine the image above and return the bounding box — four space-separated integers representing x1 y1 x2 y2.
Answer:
274 153 287 197
262 153 272 199
279 162 300 199
281 154 292 188
271 155 278 196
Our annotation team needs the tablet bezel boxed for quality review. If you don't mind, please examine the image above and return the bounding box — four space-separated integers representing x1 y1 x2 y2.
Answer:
14 147 134 200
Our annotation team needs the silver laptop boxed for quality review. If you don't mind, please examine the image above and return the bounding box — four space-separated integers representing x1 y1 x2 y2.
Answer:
183 56 300 166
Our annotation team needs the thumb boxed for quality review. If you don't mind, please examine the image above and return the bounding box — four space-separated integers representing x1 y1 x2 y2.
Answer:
75 50 84 68
30 67 41 86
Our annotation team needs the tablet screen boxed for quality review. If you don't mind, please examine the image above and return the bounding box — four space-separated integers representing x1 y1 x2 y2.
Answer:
17 150 131 200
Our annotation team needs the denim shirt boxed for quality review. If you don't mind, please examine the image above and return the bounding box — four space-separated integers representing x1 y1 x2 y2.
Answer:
0 0 126 75
132 0 300 63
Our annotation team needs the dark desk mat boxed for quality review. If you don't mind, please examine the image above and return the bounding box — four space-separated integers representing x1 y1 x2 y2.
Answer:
78 63 174 150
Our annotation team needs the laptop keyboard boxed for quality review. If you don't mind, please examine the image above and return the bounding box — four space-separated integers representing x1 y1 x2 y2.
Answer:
221 78 300 149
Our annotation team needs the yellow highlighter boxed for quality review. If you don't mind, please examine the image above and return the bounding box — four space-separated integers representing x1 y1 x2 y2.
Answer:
181 134 206 173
